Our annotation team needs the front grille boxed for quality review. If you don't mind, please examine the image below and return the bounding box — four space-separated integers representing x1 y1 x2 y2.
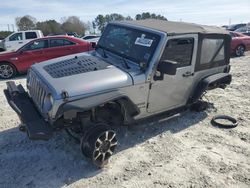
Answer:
28 71 47 112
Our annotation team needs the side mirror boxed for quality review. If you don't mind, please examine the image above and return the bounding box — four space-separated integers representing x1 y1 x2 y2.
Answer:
157 60 178 75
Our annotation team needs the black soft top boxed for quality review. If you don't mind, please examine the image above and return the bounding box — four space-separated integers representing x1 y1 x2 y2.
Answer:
120 19 229 35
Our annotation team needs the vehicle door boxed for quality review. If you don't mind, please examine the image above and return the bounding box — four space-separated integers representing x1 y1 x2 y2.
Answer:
45 39 77 59
17 39 49 71
5 32 24 51
147 35 197 113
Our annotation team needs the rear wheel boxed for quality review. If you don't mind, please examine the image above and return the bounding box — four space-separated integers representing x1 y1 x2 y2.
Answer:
0 63 17 79
235 45 245 57
80 123 118 168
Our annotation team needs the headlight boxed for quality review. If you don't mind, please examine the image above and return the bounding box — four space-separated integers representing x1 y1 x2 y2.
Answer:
44 94 53 111
49 94 54 105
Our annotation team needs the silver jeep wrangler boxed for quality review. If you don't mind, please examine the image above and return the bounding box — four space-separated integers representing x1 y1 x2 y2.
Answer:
4 19 232 167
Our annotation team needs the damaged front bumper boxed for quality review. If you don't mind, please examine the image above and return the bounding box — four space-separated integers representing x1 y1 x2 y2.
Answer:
4 81 53 140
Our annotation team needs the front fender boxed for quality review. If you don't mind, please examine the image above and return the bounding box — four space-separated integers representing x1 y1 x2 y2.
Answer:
55 91 139 123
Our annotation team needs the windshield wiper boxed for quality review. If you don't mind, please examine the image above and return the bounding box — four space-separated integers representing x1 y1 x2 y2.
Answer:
121 57 130 69
96 45 108 58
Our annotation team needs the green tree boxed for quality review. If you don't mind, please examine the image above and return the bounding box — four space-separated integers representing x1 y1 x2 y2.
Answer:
94 13 128 33
94 14 106 32
36 20 63 36
15 15 36 31
61 16 86 36
135 12 167 20
0 31 13 38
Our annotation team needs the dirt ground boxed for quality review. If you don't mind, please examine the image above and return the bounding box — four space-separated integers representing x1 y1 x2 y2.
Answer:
0 53 249 188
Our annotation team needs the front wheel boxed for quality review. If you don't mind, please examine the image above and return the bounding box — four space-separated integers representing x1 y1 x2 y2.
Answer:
0 63 17 79
80 123 118 168
235 45 245 57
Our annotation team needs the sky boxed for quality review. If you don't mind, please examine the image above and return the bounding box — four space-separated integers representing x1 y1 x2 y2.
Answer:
0 0 250 31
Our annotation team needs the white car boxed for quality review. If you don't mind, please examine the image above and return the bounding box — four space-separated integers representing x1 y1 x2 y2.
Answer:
82 35 100 43
0 30 43 52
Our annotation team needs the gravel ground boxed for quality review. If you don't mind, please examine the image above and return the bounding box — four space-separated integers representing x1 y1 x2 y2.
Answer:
0 53 250 188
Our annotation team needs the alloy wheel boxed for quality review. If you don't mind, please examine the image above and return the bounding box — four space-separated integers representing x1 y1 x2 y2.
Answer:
0 64 14 79
235 45 245 56
92 130 117 167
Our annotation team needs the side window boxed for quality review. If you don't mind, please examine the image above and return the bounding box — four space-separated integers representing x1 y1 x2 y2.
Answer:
9 33 23 41
23 40 48 51
50 39 64 47
161 38 194 67
64 40 75 46
200 38 224 64
25 32 37 39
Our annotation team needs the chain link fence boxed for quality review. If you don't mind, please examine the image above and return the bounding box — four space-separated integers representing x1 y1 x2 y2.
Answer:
0 24 16 32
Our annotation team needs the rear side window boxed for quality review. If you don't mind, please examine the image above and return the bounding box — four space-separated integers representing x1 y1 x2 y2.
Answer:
9 33 23 41
50 39 64 47
200 39 224 64
50 39 75 47
64 40 75 46
161 38 194 67
25 32 37 39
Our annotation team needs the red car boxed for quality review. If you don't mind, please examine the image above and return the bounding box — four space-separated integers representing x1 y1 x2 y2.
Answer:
230 32 250 56
0 36 93 79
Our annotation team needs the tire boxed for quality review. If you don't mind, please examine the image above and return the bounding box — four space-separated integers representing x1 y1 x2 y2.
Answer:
211 115 238 128
0 48 4 52
235 45 245 57
80 123 118 168
0 62 17 79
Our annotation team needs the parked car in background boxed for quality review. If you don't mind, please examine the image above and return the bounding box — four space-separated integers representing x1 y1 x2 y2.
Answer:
230 31 250 56
82 35 100 44
227 23 246 31
47 33 67 36
0 37 4 42
66 32 79 38
235 26 250 36
221 25 228 29
82 35 100 40
0 30 44 52
0 36 93 79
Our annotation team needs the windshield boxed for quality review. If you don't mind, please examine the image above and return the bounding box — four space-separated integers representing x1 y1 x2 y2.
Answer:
98 24 161 64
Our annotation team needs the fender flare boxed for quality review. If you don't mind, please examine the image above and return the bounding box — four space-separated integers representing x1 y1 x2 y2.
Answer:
189 73 232 103
55 91 140 123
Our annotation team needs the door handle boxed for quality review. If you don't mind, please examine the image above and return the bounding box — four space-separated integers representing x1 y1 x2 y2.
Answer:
18 42 23 44
182 71 194 77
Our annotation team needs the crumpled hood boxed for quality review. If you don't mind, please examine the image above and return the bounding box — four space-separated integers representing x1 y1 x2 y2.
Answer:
31 52 133 99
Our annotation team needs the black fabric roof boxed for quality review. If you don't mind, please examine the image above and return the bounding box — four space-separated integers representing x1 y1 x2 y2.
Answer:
120 19 229 35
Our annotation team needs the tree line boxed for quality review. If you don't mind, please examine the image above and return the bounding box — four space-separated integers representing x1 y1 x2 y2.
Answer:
14 12 167 36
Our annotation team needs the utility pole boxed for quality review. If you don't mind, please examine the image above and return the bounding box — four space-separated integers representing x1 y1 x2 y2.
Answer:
7 24 10 31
